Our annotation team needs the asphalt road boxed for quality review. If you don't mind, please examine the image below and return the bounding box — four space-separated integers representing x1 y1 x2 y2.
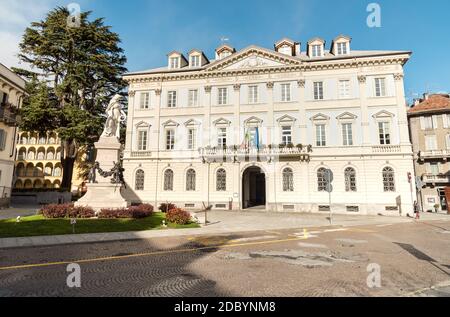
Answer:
0 219 449 297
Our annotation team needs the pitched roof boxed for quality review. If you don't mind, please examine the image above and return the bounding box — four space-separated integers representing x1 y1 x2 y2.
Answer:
408 94 450 115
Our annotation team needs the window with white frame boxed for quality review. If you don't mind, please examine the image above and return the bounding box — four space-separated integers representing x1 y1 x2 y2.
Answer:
218 128 227 148
279 45 292 56
425 135 437 151
188 128 196 150
169 57 179 69
338 80 350 99
281 126 292 145
166 129 175 150
137 130 148 151
281 83 291 102
422 116 435 130
312 45 322 57
135 170 145 191
444 114 450 128
313 82 324 100
188 89 198 107
382 167 395 192
167 91 177 108
190 55 200 67
374 78 387 97
218 87 228 105
378 122 391 145
140 92 150 109
342 123 353 146
344 167 357 192
164 169 174 191
316 124 326 147
282 168 294 192
337 42 348 55
429 162 439 175
186 169 196 191
216 169 227 191
248 85 258 104
317 168 327 191
446 134 450 149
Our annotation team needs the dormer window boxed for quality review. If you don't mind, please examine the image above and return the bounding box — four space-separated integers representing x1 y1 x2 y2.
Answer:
279 45 292 56
215 44 236 60
337 42 348 55
312 45 322 57
219 51 231 59
274 38 299 57
190 55 200 67
169 57 180 69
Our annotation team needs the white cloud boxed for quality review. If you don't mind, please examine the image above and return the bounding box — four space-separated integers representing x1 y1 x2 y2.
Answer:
0 0 58 68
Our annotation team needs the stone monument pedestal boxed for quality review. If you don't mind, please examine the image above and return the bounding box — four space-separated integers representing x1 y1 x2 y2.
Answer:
75 136 129 211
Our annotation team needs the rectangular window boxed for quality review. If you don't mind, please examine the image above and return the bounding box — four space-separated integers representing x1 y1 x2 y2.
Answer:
337 42 347 55
190 55 200 67
218 128 227 148
140 92 150 109
166 129 175 150
0 129 6 151
167 91 177 108
218 88 228 105
248 85 258 104
378 122 391 145
423 116 435 130
342 123 353 146
375 78 386 97
338 80 350 99
429 162 440 175
316 124 326 147
188 129 196 150
170 57 179 69
281 83 291 102
446 135 450 149
425 135 437 151
313 82 324 100
444 114 450 128
312 45 322 57
188 89 198 107
281 126 292 145
137 130 148 151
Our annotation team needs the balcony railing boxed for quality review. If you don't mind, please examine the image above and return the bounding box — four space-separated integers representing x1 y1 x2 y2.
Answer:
419 150 450 160
422 174 450 184
372 145 402 153
199 145 312 162
0 102 20 126
130 151 153 158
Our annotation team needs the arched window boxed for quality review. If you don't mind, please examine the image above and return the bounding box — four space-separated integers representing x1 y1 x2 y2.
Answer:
282 168 294 192
135 169 145 191
344 167 357 192
317 168 327 192
216 169 226 191
382 167 395 192
186 169 196 191
164 169 174 191
53 167 62 177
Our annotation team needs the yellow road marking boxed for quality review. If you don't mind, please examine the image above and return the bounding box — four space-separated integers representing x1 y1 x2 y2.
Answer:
0 236 309 272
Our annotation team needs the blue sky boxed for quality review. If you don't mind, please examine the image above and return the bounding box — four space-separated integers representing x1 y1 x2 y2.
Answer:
1 0 449 101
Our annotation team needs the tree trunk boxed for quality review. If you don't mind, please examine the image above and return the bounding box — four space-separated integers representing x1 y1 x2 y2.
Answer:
61 157 75 190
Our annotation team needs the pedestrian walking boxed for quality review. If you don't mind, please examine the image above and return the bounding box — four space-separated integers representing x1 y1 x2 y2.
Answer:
414 201 420 220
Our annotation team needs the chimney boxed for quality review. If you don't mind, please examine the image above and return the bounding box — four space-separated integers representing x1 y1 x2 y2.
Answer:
414 99 420 106
423 93 429 100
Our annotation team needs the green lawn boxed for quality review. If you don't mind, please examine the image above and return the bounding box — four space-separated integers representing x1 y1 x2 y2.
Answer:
0 213 199 238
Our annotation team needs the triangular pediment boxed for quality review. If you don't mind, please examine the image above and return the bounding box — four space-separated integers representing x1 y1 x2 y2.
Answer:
207 46 301 72
244 116 264 126
184 119 201 127
373 110 395 119
213 117 231 127
310 113 330 121
162 119 179 127
277 114 297 124
336 112 357 120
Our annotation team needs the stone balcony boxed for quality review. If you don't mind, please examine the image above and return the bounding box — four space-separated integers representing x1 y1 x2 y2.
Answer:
422 174 450 184
419 150 450 161
0 102 21 126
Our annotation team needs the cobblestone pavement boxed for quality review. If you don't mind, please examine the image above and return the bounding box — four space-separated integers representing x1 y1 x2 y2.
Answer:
0 219 449 297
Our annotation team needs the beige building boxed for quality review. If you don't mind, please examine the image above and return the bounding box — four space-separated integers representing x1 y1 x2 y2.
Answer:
408 94 450 212
0 63 26 207
122 36 415 215
14 131 89 194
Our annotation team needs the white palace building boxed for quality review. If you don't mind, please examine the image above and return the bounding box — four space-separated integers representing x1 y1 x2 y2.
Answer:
122 36 416 215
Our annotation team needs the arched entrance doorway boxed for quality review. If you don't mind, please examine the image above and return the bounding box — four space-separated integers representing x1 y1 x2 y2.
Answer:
242 166 266 209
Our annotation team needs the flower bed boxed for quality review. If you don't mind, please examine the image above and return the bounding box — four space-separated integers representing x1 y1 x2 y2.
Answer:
166 208 192 225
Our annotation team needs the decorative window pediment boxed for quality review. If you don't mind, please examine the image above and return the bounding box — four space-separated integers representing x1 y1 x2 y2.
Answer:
336 112 357 121
373 110 395 120
162 119 180 127
310 113 330 122
184 119 201 127
277 115 296 125
213 117 231 127
244 116 263 127
135 121 151 128
207 46 301 72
